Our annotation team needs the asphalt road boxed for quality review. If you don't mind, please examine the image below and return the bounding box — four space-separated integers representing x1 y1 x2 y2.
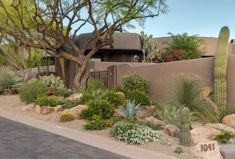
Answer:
0 117 129 159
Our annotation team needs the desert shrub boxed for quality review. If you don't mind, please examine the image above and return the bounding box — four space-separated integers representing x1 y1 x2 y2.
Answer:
171 74 218 123
86 79 105 91
102 91 126 108
166 33 204 60
113 123 160 144
174 146 184 154
123 73 150 93
80 89 108 104
39 75 65 95
60 112 75 122
0 66 22 95
126 90 151 106
35 96 63 107
58 88 73 98
62 99 82 109
121 100 140 120
84 119 112 130
80 99 115 120
19 79 48 104
214 131 234 144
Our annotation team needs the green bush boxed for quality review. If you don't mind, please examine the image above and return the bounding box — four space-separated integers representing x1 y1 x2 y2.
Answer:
86 79 105 91
35 96 63 107
60 112 75 122
102 91 126 108
39 75 65 95
174 146 184 154
58 88 73 98
214 131 234 144
166 33 204 60
19 79 48 104
126 90 151 106
0 66 22 95
80 89 108 104
123 73 150 93
171 74 218 123
62 99 82 109
84 119 113 130
80 99 115 120
113 123 160 144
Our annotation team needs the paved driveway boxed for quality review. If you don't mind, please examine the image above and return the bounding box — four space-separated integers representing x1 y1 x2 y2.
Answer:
0 117 129 159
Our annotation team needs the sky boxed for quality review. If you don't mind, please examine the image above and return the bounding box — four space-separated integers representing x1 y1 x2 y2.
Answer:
129 0 235 38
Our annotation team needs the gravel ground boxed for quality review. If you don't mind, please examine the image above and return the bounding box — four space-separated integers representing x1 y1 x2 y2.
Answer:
0 95 200 159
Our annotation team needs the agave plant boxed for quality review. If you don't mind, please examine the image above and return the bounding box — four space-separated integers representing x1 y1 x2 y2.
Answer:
171 74 218 123
122 100 141 120
0 66 23 95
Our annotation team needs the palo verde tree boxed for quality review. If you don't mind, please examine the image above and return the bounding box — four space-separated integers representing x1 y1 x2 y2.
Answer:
0 0 167 87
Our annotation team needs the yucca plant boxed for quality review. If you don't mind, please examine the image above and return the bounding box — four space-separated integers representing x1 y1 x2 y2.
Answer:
0 66 22 95
122 100 141 120
171 74 218 123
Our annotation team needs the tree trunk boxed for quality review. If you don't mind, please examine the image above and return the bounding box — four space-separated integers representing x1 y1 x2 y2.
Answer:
73 61 90 88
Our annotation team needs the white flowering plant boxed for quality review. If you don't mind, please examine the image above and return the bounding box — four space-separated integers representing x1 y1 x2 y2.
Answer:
113 123 160 145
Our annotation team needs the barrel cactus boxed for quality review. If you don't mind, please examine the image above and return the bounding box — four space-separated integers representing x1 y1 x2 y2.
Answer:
39 74 65 95
179 107 191 146
213 26 230 110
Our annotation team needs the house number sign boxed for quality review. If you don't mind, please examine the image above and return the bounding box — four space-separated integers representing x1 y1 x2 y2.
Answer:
201 142 215 152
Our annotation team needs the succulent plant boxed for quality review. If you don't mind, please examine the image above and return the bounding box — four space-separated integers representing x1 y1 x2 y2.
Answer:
122 100 141 120
179 107 191 146
39 74 65 95
213 26 230 110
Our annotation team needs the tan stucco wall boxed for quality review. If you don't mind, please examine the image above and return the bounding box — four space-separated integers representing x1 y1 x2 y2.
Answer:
152 36 235 56
114 55 235 107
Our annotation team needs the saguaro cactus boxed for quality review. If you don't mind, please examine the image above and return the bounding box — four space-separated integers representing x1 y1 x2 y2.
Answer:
179 107 191 146
213 26 230 109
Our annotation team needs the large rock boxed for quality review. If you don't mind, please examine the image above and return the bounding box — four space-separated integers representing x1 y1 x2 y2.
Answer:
35 105 41 113
40 106 54 115
66 93 82 100
206 123 235 135
200 87 212 97
22 104 35 111
222 114 235 129
191 126 221 144
202 97 219 113
144 116 165 126
163 124 180 137
62 105 88 118
136 106 155 119
54 105 63 112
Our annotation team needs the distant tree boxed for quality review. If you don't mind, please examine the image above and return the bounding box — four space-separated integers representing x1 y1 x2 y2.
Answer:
0 0 168 87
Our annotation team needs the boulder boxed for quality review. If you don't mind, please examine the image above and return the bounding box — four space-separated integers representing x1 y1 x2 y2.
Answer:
200 87 212 97
40 106 54 115
144 116 165 126
22 104 35 111
54 105 63 112
163 124 180 137
202 97 219 113
206 123 235 135
222 114 235 129
191 126 221 144
62 105 88 118
137 106 155 119
66 93 82 100
35 105 41 113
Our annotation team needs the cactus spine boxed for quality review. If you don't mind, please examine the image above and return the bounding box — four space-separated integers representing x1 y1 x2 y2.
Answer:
179 107 191 146
213 26 230 110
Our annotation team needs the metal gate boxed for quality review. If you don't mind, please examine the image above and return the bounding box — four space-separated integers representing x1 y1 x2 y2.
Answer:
89 71 108 88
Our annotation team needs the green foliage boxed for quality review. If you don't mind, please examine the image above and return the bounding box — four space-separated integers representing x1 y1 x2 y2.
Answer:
166 33 204 60
214 131 234 144
59 113 75 122
172 74 218 123
0 66 22 94
86 79 105 91
58 88 73 98
174 146 184 154
122 100 140 120
27 49 42 68
102 91 126 108
179 107 191 146
213 26 230 110
80 89 108 104
123 73 150 93
62 99 82 109
80 99 115 120
113 123 160 144
19 79 48 104
126 90 151 106
39 75 65 95
35 96 63 107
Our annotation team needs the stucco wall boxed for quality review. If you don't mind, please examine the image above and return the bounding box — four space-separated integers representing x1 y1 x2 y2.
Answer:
113 55 235 107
